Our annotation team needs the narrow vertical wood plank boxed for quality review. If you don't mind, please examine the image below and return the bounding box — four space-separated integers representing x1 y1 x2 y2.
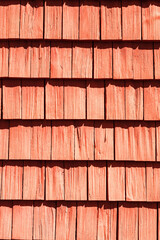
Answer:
146 163 160 201
45 0 62 39
64 80 86 119
51 42 72 78
3 80 21 119
154 43 160 79
156 123 160 161
75 121 94 160
95 121 114 160
113 43 133 79
87 80 104 119
126 81 143 120
52 121 74 160
107 162 125 201
122 0 141 40
23 161 45 200
33 202 56 240
97 202 117 240
126 162 146 201
101 0 121 40
0 121 9 160
106 80 125 120
0 202 12 240
133 43 153 79
1 161 23 200
142 0 160 40
72 42 92 78
88 161 106 200
9 42 31 78
77 202 97 240
115 121 156 161
64 161 87 200
139 203 157 240
30 42 50 78
63 0 79 39
45 80 63 119
144 81 160 120
80 0 99 40
0 0 20 38
56 202 76 240
20 0 43 38
118 203 138 240
46 161 64 200
0 42 9 77
30 121 51 160
22 79 44 119
9 121 31 160
94 42 112 79
12 202 33 240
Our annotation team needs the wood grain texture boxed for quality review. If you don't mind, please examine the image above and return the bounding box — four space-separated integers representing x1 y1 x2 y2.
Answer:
72 42 92 78
51 42 72 78
80 0 99 40
94 42 112 78
65 161 87 200
122 0 141 40
101 0 121 40
156 123 160 161
12 202 33 240
63 0 79 39
154 43 160 79
88 161 106 200
0 42 9 77
22 79 44 119
33 202 56 240
45 80 64 119
1 161 23 200
77 202 97 240
108 162 125 201
45 0 62 39
0 202 12 240
46 161 64 200
52 121 74 160
3 80 21 119
87 80 104 119
0 0 20 38
23 161 45 200
0 121 9 159
75 121 94 160
64 80 86 119
95 121 114 160
56 202 76 240
20 0 43 38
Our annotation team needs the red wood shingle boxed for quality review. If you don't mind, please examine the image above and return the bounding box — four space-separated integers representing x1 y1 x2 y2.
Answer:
154 43 160 79
0 121 9 160
0 202 12 240
156 122 160 161
0 42 9 77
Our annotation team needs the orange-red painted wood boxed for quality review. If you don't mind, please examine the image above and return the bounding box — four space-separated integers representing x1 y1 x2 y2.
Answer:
156 123 160 161
12 201 33 240
0 201 12 240
56 202 76 240
101 0 121 40
154 43 160 79
23 161 45 200
87 80 104 119
75 121 94 160
64 80 86 119
20 0 43 39
80 0 99 40
95 121 114 160
0 121 9 160
52 121 74 160
122 0 141 40
94 42 112 78
22 79 44 119
51 42 72 78
63 0 79 39
45 0 62 39
1 161 23 200
107 162 125 201
0 42 9 77
46 162 64 200
64 161 87 200
3 80 21 119
45 80 64 119
88 161 106 200
33 202 56 240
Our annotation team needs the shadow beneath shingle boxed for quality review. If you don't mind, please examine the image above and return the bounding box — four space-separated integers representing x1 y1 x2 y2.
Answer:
0 200 12 208
115 120 155 129
144 80 160 88
80 0 99 7
64 0 79 7
142 0 160 8
34 201 56 208
0 0 20 7
20 0 43 8
86 79 104 88
122 0 141 8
